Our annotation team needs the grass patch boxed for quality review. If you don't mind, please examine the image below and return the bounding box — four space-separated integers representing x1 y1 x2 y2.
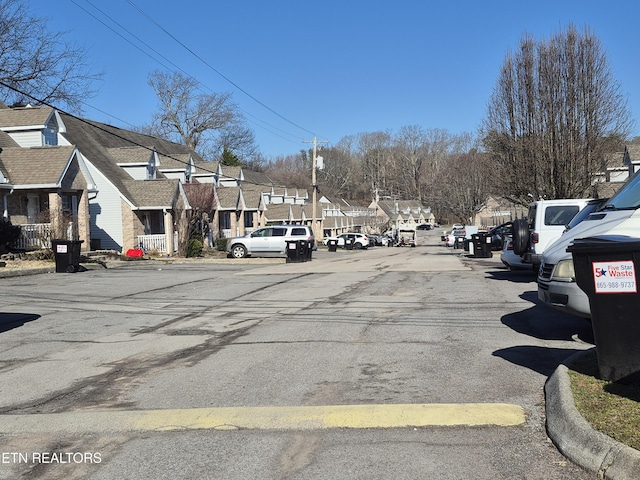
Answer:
568 350 640 451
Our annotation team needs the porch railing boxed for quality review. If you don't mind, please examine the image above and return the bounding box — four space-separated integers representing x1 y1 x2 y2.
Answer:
16 223 51 250
137 233 178 253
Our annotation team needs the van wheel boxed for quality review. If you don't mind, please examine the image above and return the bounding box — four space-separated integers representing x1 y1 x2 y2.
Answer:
231 244 247 258
512 219 530 256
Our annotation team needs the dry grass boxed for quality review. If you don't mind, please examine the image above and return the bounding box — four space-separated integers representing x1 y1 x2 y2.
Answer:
569 350 640 451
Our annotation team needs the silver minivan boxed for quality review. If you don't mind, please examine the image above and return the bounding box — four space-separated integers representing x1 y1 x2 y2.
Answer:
537 175 640 319
226 224 316 258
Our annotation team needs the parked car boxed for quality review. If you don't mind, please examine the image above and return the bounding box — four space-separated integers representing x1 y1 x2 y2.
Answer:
444 229 466 247
368 234 384 246
488 222 513 251
500 236 529 270
416 224 431 230
226 224 316 258
325 232 370 249
537 198 611 320
512 198 592 271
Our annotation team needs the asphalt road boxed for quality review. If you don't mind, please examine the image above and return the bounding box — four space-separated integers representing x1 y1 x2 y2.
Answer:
0 233 595 479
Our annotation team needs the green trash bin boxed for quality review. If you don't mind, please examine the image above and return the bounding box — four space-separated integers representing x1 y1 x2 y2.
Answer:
568 235 640 384
51 239 84 273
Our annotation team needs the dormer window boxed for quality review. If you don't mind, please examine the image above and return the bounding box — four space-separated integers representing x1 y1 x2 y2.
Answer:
43 127 57 146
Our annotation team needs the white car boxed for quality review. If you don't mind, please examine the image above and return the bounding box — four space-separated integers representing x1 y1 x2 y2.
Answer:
325 233 370 249
500 236 529 270
226 224 316 258
444 229 466 247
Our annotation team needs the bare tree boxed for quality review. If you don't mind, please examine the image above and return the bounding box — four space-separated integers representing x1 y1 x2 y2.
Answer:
263 152 310 189
482 24 632 203
0 0 100 111
176 183 215 257
436 150 495 223
145 70 258 162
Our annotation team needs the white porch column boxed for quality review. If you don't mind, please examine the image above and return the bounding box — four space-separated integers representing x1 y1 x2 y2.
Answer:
164 210 174 255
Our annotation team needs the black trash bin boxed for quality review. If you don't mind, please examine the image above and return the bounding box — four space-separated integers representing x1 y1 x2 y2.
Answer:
345 238 354 250
286 240 301 263
51 239 84 273
568 235 640 384
472 232 493 258
298 239 309 262
328 239 338 252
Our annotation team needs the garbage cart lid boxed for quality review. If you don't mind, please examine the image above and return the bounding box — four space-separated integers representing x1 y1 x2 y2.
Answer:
567 235 640 253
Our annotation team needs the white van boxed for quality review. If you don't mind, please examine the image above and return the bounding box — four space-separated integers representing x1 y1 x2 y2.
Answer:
512 198 592 270
537 176 640 319
537 198 608 319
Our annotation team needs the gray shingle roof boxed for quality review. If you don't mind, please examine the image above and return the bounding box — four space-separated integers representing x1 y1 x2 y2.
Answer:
59 113 199 208
0 105 55 128
123 179 179 208
0 146 76 186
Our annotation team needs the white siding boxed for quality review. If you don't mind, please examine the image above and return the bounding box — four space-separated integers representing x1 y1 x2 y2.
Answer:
86 161 125 251
8 131 43 147
120 165 147 180
163 171 185 181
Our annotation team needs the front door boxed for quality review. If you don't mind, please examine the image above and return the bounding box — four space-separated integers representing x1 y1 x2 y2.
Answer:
27 195 40 223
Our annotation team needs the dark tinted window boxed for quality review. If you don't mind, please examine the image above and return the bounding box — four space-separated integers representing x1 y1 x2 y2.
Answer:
272 228 287 236
544 206 579 226
291 228 307 236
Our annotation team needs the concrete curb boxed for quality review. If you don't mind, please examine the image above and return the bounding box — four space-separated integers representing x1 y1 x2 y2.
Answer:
545 348 640 479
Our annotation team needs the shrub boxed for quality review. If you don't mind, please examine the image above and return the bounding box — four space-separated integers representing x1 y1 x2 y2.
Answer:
0 220 21 253
186 238 203 257
215 238 228 251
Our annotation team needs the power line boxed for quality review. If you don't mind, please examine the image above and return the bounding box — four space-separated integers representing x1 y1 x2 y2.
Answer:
124 0 318 138
72 0 303 147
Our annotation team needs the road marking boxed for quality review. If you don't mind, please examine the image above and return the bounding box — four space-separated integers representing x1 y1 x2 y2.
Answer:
0 403 524 434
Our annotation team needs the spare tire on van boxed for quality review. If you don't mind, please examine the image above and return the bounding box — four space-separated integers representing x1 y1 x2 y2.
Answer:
512 218 530 256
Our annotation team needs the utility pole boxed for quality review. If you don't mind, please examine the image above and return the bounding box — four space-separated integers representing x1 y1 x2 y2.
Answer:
303 136 328 242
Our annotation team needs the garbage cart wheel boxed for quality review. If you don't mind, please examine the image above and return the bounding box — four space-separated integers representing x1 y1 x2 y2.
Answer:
512 219 530 256
66 264 77 273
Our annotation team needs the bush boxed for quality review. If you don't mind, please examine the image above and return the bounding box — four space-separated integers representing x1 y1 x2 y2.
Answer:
186 238 203 257
215 238 228 251
0 220 21 253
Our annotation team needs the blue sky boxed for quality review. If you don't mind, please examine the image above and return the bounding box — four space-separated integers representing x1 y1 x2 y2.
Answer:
30 0 640 159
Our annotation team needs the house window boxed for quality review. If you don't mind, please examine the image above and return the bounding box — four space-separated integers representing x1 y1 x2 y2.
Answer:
147 160 156 180
61 195 72 214
43 128 58 146
244 211 254 228
219 211 231 230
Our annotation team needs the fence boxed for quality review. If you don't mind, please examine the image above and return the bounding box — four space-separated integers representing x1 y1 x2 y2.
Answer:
16 223 51 250
137 233 178 253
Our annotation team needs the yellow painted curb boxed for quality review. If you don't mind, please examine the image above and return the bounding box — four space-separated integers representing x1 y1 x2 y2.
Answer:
0 403 524 434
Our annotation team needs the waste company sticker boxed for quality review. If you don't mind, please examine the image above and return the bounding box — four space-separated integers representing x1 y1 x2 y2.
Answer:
592 260 637 294
56 244 68 254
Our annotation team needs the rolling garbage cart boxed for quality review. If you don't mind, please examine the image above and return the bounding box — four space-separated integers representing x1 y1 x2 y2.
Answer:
52 239 84 273
568 235 640 384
